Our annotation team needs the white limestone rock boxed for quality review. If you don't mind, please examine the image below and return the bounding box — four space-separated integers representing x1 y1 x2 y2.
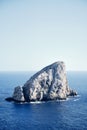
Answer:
6 61 77 102
23 61 74 102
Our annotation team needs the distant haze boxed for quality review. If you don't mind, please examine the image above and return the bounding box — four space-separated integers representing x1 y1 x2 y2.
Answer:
0 0 87 71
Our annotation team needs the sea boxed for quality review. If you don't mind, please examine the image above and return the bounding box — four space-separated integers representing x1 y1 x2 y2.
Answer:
0 71 87 130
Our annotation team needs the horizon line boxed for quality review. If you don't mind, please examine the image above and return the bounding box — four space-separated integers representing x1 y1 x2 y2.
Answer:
0 70 87 72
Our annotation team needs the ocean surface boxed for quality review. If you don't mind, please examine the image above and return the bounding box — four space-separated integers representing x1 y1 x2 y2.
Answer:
0 71 87 130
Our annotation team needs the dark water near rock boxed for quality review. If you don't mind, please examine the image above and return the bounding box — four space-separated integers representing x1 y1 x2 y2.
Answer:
0 71 87 130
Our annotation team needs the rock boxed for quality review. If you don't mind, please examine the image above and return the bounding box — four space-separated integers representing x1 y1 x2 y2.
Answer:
12 86 25 102
5 61 77 103
22 61 77 102
5 97 14 102
69 90 77 96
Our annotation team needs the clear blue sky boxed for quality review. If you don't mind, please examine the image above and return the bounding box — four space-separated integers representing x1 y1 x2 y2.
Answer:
0 0 87 71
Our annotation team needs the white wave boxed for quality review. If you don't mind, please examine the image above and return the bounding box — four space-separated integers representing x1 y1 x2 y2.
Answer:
56 98 69 102
74 98 80 101
30 98 70 104
76 95 81 97
30 101 45 104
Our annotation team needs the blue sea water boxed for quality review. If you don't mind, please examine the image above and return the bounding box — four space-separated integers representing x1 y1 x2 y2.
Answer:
0 71 87 130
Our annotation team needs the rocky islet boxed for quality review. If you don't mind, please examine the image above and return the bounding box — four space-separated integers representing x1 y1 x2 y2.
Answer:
6 61 77 102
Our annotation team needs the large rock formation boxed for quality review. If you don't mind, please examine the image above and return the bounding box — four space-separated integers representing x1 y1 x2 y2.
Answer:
5 61 77 102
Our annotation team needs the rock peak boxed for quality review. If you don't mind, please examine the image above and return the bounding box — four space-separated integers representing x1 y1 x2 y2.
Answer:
29 61 65 81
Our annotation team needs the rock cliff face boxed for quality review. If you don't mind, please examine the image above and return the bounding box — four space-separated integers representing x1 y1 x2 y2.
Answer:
5 61 77 102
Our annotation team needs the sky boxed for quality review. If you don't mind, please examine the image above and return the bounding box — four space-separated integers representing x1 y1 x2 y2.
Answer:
0 0 87 71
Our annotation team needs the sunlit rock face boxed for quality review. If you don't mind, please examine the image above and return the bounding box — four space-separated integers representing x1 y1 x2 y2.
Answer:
6 61 77 102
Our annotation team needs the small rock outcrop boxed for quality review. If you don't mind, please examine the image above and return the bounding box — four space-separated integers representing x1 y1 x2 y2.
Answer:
12 86 25 102
5 61 77 102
